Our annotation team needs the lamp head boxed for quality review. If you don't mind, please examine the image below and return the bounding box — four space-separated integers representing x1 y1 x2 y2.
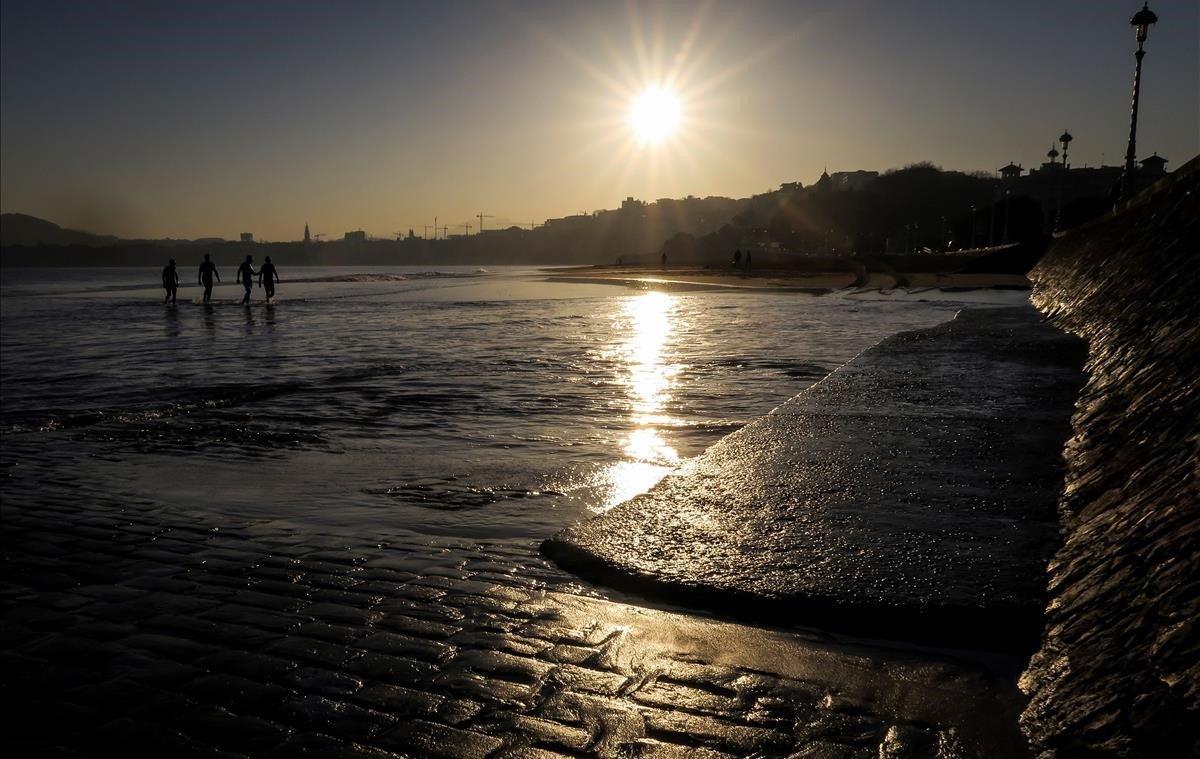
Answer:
1131 3 1157 45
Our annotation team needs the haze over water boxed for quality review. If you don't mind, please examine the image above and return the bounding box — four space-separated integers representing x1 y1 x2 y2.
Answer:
0 267 996 539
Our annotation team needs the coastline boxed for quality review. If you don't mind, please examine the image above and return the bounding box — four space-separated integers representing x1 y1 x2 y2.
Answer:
543 265 1031 293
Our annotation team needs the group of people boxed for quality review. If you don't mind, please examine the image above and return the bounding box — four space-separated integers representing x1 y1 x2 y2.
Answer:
160 254 279 305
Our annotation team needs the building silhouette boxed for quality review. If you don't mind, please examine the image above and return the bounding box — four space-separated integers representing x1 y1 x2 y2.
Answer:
1000 142 1169 230
999 163 1023 181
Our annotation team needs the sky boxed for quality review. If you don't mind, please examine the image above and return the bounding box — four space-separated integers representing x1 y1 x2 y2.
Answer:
1 0 1197 241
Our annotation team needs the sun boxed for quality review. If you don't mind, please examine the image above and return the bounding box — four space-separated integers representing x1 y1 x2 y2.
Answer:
629 85 682 145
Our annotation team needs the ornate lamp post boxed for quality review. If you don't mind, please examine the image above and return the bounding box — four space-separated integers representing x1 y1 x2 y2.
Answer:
1059 130 1073 168
1002 189 1012 244
1118 3 1158 204
1055 130 1073 231
1045 145 1059 232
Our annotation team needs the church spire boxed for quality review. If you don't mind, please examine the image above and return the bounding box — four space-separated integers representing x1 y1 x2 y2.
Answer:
303 222 311 244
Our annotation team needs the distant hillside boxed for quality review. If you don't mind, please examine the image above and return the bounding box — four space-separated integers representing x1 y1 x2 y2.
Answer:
0 213 121 247
1 195 748 266
653 163 1056 267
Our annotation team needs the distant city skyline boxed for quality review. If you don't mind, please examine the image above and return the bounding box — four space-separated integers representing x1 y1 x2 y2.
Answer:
2 0 1197 241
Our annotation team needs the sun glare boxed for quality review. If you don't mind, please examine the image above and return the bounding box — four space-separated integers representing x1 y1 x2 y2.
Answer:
629 85 682 145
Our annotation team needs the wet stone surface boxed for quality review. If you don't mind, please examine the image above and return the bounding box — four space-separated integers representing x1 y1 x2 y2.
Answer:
1022 160 1200 756
1 446 1028 757
545 306 1086 649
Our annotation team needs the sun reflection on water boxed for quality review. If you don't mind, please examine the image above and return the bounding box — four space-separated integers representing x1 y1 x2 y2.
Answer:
594 291 685 511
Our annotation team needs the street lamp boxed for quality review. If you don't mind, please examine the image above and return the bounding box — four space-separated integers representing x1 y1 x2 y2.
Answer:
1055 130 1073 231
1002 189 1012 244
1045 145 1059 233
1118 3 1158 204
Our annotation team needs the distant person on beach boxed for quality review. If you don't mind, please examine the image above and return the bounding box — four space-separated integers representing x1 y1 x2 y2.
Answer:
745 250 752 273
161 259 179 304
236 255 256 305
258 256 279 301
661 251 667 269
198 254 220 303
732 249 742 267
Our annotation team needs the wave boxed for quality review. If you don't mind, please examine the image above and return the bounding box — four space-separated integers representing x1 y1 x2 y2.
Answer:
364 478 564 511
285 271 486 284
3 361 406 434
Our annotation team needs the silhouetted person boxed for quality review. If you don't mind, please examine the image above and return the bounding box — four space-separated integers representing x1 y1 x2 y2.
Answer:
162 259 179 304
236 255 256 305
661 251 667 269
745 250 752 273
732 249 742 267
258 256 279 301
198 254 220 303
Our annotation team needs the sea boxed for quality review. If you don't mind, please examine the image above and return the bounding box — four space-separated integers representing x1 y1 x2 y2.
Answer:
0 266 1024 541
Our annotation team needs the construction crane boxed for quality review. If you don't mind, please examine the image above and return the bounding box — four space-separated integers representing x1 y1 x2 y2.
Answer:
393 231 406 240
422 224 431 239
460 222 473 236
440 224 449 239
312 233 326 241
476 212 494 234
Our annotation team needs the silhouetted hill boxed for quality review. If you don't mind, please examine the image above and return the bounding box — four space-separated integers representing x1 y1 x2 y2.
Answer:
0 213 120 247
1 196 746 267
3 164 1101 269
655 163 1051 268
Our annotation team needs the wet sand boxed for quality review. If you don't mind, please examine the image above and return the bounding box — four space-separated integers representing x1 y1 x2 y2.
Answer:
2 437 1028 756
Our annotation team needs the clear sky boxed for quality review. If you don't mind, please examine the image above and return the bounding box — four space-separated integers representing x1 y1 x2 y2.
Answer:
2 0 1197 240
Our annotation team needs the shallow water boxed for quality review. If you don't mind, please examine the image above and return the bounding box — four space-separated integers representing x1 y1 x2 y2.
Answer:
0 266 1010 539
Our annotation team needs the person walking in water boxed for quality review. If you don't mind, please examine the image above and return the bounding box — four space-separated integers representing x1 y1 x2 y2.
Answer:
258 256 279 302
162 259 179 304
236 255 257 305
198 254 220 303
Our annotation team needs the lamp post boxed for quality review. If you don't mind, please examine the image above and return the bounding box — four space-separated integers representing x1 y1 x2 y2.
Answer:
1055 130 1073 232
1045 145 1058 233
1118 3 1158 204
1002 189 1012 244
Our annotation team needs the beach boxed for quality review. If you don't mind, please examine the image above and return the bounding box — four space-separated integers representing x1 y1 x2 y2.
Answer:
2 265 1033 756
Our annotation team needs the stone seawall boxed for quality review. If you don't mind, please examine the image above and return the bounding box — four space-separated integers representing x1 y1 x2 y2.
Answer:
544 306 1086 652
1021 158 1199 755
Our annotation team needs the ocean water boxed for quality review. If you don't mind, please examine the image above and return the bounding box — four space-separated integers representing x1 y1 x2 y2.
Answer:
0 266 1011 539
